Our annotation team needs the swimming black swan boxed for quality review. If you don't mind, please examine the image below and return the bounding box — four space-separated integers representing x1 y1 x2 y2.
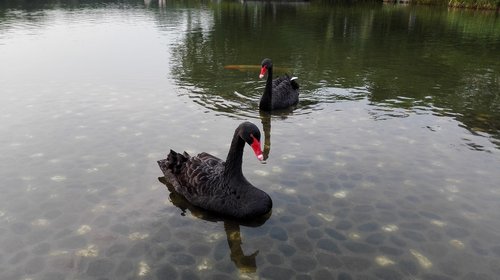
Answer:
259 58 299 111
157 122 272 219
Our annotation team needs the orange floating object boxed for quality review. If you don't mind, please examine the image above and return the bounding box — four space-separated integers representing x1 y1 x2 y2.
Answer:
224 65 292 72
224 65 261 71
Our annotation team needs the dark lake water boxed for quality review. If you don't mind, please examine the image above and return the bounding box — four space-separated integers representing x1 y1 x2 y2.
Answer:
1 0 500 279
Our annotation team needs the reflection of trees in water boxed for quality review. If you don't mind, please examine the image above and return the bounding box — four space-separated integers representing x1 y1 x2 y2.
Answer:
366 67 500 151
168 1 500 147
169 1 323 117
362 7 500 147
158 176 270 273
3 0 498 146
1 0 148 10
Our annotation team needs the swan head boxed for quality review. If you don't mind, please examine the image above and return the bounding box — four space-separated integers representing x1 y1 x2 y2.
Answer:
238 122 264 162
259 58 273 79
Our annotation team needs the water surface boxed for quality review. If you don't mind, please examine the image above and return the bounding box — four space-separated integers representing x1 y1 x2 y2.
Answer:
1 1 500 279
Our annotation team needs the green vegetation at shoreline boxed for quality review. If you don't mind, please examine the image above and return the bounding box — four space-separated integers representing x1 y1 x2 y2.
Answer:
412 0 499 10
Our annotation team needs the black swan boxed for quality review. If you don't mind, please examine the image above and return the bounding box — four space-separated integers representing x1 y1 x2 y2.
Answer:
259 58 299 111
157 122 272 219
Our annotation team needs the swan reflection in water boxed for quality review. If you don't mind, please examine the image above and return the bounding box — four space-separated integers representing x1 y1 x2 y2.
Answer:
144 0 166 7
259 108 295 161
158 177 271 273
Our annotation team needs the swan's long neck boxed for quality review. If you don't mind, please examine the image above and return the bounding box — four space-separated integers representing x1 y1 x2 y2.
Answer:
224 130 245 180
260 66 273 111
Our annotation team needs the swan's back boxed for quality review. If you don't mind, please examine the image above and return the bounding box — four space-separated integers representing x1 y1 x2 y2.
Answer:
271 75 299 109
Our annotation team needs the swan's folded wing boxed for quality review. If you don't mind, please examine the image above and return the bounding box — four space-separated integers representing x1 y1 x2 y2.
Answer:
197 152 224 170
271 76 299 108
177 153 224 197
272 76 288 88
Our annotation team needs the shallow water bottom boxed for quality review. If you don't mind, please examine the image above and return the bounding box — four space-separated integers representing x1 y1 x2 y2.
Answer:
1 98 500 280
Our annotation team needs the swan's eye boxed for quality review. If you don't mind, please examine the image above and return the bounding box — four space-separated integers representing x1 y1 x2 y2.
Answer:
249 133 259 143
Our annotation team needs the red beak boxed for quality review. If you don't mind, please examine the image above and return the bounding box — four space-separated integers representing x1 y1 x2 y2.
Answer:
250 135 264 161
259 66 267 79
